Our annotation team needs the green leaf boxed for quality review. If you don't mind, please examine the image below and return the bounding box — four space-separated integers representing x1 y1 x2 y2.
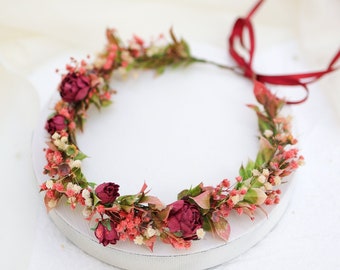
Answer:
239 159 255 180
244 188 267 205
251 179 264 188
75 151 88 160
255 137 275 166
118 194 139 206
156 66 165 74
93 194 101 206
202 215 213 231
101 99 112 107
189 183 203 197
91 94 101 109
87 182 96 189
65 145 77 157
177 189 189 200
103 219 112 230
258 117 273 134
177 183 202 200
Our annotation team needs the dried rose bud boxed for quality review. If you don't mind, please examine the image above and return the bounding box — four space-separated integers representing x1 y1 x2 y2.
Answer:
60 72 91 103
167 200 203 240
95 182 120 205
45 114 67 135
95 219 119 246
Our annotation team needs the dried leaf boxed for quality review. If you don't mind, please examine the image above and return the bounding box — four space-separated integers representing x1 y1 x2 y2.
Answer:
253 80 284 118
144 236 156 251
44 194 59 212
139 182 148 194
213 218 230 241
190 190 211 210
140 195 165 210
157 206 171 222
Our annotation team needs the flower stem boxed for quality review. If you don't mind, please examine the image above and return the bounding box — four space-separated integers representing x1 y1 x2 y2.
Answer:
190 57 243 75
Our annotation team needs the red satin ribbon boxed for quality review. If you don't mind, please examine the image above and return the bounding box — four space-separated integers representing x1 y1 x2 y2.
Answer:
228 0 340 104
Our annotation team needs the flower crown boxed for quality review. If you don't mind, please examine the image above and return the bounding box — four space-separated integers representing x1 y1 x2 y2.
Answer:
40 27 303 250
39 0 339 251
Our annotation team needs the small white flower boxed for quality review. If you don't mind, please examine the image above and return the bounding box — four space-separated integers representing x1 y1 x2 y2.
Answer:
60 136 68 144
231 194 240 205
121 51 133 63
46 179 54 189
117 67 128 77
94 57 106 69
262 169 270 177
72 184 82 194
145 227 156 238
53 139 62 147
54 139 67 151
264 182 273 191
196 228 205 240
133 235 144 245
146 46 163 57
298 158 305 166
252 169 260 176
273 176 281 186
67 196 76 204
129 42 141 51
82 189 91 199
47 199 57 209
82 207 92 218
264 129 273 138
258 175 266 184
70 159 82 168
66 182 74 191
85 197 93 207
52 132 60 140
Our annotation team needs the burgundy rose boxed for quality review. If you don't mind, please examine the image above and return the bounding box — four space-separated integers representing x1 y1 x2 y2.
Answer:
167 200 203 240
95 182 120 205
95 219 119 246
60 72 91 103
45 114 67 135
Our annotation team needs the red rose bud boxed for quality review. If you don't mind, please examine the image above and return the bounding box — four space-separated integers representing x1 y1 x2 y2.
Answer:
95 182 120 205
60 72 91 103
167 200 203 240
45 114 67 135
95 220 119 246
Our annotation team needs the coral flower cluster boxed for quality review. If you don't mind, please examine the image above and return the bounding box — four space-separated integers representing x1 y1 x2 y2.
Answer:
40 29 303 251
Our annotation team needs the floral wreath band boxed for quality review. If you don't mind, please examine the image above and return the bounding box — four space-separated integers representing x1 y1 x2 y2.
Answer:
40 0 339 250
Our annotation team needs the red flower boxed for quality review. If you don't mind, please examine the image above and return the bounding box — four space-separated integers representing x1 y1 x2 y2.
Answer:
95 182 120 205
60 72 91 103
95 220 119 246
45 114 67 135
167 200 203 240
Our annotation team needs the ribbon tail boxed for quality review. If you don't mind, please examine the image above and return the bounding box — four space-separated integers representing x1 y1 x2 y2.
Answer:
228 0 340 105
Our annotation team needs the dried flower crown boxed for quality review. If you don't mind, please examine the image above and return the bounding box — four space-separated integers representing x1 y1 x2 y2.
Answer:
39 0 339 252
39 27 304 250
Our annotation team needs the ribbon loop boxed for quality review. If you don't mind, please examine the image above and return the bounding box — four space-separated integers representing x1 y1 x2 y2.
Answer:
228 0 340 104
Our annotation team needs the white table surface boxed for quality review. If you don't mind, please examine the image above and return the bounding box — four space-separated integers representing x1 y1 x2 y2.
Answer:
1 1 339 269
